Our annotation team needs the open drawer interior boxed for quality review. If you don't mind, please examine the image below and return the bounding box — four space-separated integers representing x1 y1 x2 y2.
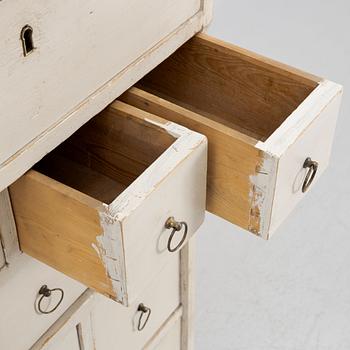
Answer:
10 101 207 304
122 33 342 238
136 34 319 142
34 104 175 205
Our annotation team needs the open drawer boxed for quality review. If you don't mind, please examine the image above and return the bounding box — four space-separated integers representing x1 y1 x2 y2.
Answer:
121 33 343 239
9 102 207 305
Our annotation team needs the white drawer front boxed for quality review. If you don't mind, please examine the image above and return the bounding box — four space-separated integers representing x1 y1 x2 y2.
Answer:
148 319 181 350
93 255 180 350
31 290 95 350
127 33 342 239
262 81 342 234
0 254 85 350
10 102 207 305
0 0 201 168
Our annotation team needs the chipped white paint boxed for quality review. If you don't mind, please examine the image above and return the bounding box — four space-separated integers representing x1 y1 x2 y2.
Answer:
0 3 210 192
0 189 20 265
0 0 201 167
249 153 278 239
95 206 128 305
256 80 343 157
88 108 207 306
144 117 192 139
107 114 207 223
252 79 343 238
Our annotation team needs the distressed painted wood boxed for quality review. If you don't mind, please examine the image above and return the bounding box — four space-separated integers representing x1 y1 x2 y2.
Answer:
201 0 213 28
9 102 207 304
41 328 82 350
257 80 343 235
122 33 342 239
92 255 180 349
0 0 200 166
0 189 20 266
31 289 95 350
0 254 85 350
145 315 182 350
180 238 196 350
0 1 212 193
121 87 263 234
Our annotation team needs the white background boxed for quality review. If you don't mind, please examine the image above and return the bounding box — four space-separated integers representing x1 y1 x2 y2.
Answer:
196 1 350 349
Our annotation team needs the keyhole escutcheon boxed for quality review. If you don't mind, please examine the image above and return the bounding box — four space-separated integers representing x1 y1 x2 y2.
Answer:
21 25 34 56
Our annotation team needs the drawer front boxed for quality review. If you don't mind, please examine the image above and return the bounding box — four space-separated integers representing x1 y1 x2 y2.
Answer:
9 102 207 305
41 328 82 350
0 0 201 169
147 319 181 350
0 254 85 350
93 255 180 350
144 308 182 350
122 33 342 239
258 81 342 235
31 290 95 350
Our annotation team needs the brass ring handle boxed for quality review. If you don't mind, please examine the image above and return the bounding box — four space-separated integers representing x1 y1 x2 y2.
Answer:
302 157 319 193
37 285 64 314
165 217 188 253
137 303 151 331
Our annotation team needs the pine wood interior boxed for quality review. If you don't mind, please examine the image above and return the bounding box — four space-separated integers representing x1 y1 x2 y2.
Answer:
34 102 175 204
138 34 320 142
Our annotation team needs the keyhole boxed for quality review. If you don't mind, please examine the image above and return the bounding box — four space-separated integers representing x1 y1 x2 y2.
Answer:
21 25 34 56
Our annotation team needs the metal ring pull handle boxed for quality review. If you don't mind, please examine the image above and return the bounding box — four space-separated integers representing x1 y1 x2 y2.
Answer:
165 217 188 253
37 285 64 314
302 157 319 193
137 303 151 331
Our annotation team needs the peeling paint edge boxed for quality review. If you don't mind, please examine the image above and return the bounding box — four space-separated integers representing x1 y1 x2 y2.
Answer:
94 205 128 305
144 116 194 139
249 151 278 240
256 80 343 157
107 118 206 221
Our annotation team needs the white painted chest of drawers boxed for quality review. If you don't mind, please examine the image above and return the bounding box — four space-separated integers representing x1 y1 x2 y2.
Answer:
0 0 342 349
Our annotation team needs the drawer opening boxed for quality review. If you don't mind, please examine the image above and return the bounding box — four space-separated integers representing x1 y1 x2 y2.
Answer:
136 34 319 142
119 33 342 239
10 100 206 303
34 102 176 204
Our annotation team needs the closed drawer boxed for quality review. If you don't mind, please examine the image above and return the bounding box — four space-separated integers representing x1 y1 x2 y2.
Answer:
0 254 85 350
121 33 343 239
146 318 181 350
0 0 201 170
9 102 207 305
31 289 95 350
93 254 180 350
